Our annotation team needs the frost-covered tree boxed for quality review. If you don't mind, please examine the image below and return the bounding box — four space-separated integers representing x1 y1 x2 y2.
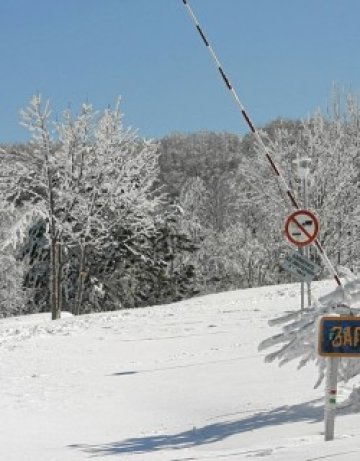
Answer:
17 95 63 319
5 95 165 318
177 175 275 291
0 143 49 317
257 89 360 407
258 270 360 408
235 89 360 285
178 177 209 239
53 99 164 314
0 203 43 316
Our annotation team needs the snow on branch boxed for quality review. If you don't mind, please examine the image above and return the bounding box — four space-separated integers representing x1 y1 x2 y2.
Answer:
259 273 360 391
0 207 46 252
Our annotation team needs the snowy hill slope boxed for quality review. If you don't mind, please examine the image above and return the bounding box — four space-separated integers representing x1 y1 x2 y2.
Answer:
1 280 360 461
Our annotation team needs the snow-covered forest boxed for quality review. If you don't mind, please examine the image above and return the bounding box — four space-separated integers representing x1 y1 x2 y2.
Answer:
1 89 360 319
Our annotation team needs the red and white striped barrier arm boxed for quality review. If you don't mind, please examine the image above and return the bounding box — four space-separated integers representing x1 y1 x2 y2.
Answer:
181 0 341 287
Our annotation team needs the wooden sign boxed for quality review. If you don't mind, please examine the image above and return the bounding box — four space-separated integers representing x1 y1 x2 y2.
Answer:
318 316 360 357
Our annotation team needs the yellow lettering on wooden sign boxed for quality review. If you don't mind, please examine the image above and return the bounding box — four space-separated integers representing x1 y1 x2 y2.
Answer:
354 327 360 347
331 327 343 347
343 327 353 346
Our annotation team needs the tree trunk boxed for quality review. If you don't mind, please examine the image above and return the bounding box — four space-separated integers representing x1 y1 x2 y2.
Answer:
41 127 60 320
55 242 63 319
75 243 86 315
47 167 60 320
50 238 59 319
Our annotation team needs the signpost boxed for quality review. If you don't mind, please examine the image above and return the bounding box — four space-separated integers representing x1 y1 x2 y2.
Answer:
284 209 320 312
284 209 319 247
324 356 339 442
318 316 360 441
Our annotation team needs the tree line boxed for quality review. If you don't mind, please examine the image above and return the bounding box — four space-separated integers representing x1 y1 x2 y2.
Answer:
1 88 360 318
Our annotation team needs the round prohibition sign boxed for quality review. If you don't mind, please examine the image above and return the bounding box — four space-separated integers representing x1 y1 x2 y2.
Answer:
284 209 319 247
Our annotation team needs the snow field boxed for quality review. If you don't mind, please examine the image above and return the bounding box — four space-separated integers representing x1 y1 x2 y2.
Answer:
0 280 360 460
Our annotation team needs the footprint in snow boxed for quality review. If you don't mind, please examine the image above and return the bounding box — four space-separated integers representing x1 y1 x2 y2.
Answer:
246 448 273 458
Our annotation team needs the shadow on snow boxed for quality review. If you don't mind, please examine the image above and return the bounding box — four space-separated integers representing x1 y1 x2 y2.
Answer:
69 400 326 456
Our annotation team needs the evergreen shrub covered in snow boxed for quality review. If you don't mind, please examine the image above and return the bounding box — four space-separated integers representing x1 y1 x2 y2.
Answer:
259 268 360 408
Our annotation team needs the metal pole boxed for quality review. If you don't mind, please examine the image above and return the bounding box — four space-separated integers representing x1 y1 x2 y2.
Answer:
304 176 312 306
324 357 338 441
300 176 305 313
300 246 305 313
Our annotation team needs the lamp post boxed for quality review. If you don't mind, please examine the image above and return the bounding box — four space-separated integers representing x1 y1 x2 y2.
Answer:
293 157 312 310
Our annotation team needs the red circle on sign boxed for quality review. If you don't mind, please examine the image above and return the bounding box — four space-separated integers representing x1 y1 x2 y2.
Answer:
284 209 319 247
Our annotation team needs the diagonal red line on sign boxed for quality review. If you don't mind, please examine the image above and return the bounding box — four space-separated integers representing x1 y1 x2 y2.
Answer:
290 216 314 241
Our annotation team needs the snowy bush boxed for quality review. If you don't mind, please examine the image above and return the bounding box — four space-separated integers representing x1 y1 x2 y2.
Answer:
259 269 360 408
0 204 46 316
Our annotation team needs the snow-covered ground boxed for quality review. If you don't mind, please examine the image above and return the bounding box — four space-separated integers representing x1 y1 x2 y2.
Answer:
1 280 359 460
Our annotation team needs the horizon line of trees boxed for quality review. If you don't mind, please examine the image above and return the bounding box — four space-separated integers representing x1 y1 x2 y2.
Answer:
1 87 360 318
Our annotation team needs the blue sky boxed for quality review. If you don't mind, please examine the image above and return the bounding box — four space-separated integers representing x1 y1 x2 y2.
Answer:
2 0 360 142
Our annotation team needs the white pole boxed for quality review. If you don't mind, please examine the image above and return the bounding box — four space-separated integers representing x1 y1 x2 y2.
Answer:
300 246 305 314
301 175 305 313
324 357 338 441
303 173 311 307
298 160 310 314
